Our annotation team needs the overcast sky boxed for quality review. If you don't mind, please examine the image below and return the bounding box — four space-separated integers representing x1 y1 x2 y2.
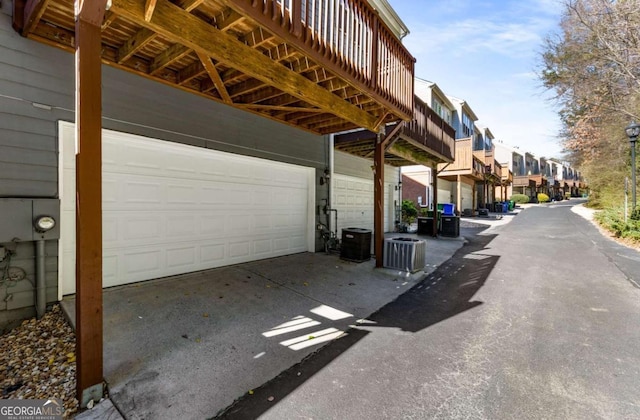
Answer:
389 0 564 159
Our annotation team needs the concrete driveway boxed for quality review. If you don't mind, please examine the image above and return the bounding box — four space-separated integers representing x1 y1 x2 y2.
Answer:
65 219 515 419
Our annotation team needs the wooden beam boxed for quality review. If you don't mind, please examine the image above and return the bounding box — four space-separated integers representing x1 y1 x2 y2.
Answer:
236 104 322 113
150 43 191 75
178 60 205 85
75 0 107 408
101 11 118 30
145 0 157 21
175 0 206 10
117 0 206 63
197 52 231 103
12 0 26 34
23 0 51 36
117 28 156 63
110 0 379 131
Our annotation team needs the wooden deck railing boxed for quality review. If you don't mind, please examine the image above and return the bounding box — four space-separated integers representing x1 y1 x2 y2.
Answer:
401 96 455 161
231 0 415 119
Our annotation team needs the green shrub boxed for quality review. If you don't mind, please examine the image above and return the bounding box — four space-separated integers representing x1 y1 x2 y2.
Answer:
537 193 550 203
401 199 418 223
594 207 640 243
510 194 529 204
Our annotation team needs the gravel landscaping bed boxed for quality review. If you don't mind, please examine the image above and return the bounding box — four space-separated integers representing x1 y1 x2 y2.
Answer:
0 304 78 418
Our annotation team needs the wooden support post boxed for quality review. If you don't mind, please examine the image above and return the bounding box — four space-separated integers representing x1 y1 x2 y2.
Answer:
456 175 462 218
75 0 107 408
432 170 438 237
374 129 385 268
473 181 477 214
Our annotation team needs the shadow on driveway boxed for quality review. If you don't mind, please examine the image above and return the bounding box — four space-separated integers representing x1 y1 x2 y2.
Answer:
217 229 499 419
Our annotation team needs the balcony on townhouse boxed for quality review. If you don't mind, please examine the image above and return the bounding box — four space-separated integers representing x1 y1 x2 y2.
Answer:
497 163 513 200
17 0 415 135
334 95 455 167
473 147 501 185
438 138 484 180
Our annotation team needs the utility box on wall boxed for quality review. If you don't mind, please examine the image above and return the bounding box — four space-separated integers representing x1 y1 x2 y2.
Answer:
0 198 60 243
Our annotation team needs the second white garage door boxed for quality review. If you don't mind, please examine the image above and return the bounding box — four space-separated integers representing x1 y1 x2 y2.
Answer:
332 174 393 236
58 122 315 295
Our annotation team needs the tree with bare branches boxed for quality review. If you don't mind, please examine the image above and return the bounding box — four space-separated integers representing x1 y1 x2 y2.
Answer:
540 0 640 207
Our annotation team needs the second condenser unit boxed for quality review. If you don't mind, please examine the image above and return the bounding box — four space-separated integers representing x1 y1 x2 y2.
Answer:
340 227 372 262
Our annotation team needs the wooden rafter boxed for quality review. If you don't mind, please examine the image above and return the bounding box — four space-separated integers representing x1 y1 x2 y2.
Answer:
101 11 117 30
117 0 205 64
110 0 378 131
197 52 231 103
149 43 191 75
144 0 157 21
178 60 205 85
117 28 155 63
23 0 50 36
236 104 322 113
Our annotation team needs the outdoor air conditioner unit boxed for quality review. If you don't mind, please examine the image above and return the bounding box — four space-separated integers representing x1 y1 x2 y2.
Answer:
383 238 426 272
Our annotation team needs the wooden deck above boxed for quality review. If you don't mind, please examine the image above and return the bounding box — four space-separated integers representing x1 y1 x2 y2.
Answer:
13 0 415 134
333 95 455 167
500 165 513 185
437 138 484 180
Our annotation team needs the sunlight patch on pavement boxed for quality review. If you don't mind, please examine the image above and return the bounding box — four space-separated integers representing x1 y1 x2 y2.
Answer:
262 317 321 337
279 328 346 351
463 254 491 260
310 304 353 321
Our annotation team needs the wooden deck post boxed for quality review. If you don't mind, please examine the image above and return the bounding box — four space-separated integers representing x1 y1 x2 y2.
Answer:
456 175 462 217
432 171 438 236
374 128 385 268
75 0 107 408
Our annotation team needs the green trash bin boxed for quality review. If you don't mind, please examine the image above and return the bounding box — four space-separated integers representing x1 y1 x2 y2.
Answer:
508 200 515 211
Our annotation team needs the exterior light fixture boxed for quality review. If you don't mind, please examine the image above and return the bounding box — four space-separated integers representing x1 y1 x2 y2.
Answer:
34 215 56 233
625 121 640 211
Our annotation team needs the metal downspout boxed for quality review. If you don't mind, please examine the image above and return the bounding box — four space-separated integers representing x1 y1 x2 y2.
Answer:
35 239 46 319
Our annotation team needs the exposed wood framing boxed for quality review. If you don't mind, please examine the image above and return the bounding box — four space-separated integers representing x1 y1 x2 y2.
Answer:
149 43 191 75
236 104 322 113
144 0 158 21
117 0 206 64
117 28 155 63
23 0 51 36
109 0 379 131
101 11 117 30
197 52 231 103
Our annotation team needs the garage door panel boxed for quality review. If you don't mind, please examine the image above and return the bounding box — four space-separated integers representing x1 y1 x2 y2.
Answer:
103 255 118 285
124 181 163 204
199 243 224 264
229 241 250 259
103 218 119 243
166 215 196 238
59 122 313 295
124 249 162 275
166 246 197 269
332 174 393 235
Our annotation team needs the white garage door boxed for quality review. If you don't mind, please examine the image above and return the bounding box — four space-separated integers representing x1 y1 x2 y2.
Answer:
332 174 393 237
461 183 473 212
58 122 314 295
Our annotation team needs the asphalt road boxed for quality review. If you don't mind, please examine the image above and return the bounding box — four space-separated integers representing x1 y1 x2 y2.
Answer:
218 200 640 420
